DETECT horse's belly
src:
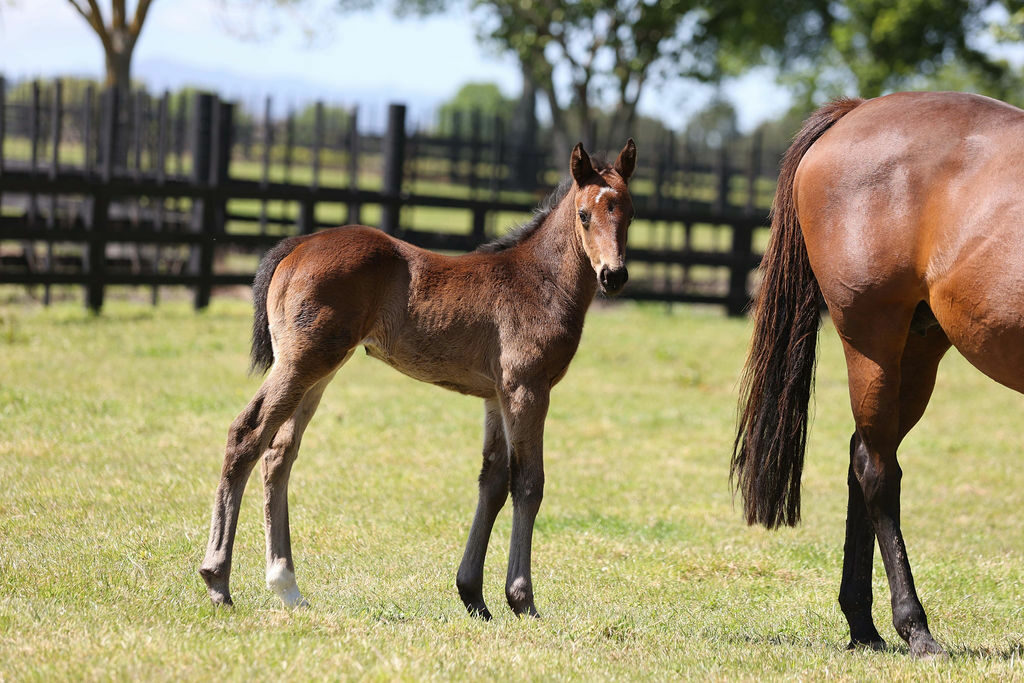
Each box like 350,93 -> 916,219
930,267 -> 1024,394
363,343 -> 495,398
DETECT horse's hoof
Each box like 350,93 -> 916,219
846,638 -> 886,652
910,636 -> 947,660
466,604 -> 493,621
510,603 -> 541,619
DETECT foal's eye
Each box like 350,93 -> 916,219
578,209 -> 591,227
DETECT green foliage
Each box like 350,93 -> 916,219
828,0 -> 1008,97
290,102 -> 352,145
436,82 -> 515,136
776,0 -> 1024,102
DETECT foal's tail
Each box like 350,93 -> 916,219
731,97 -> 864,529
250,235 -> 306,375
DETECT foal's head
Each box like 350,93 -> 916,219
570,139 -> 636,296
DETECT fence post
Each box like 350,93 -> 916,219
489,115 -> 504,199
746,130 -> 763,216
468,109 -> 481,197
44,80 -> 63,305
259,95 -> 272,234
714,142 -> 730,213
471,208 -> 486,243
83,85 -> 94,173
380,103 -> 406,234
29,81 -> 40,228
311,101 -> 323,190
85,88 -> 118,313
727,221 -> 753,316
0,75 -> 5,177
298,101 -> 323,235
448,110 -> 461,184
189,92 -> 215,310
346,106 -> 360,225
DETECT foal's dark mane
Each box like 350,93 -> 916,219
476,157 -> 612,254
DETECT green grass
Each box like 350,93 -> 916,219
3,296 -> 1023,679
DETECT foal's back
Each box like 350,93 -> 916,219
266,225 -> 583,399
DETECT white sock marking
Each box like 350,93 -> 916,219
266,559 -> 306,608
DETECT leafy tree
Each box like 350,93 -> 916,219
239,0 -> 1024,149
776,0 -> 1023,103
329,0 -> 839,150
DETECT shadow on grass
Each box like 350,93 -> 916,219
735,631 -> 1024,662
947,643 -> 1024,661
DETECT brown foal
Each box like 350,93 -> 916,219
734,91 -> 1024,658
200,140 -> 636,618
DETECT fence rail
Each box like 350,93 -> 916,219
0,79 -> 776,315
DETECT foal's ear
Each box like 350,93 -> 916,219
570,142 -> 596,184
614,138 -> 637,181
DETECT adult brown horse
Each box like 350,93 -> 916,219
733,91 -> 1024,658
200,140 -> 636,618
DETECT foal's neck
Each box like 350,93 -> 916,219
524,187 -> 597,310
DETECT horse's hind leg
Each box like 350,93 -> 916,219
456,398 -> 510,619
839,432 -> 886,650
199,361 -> 324,606
262,353 -> 351,608
838,312 -> 949,658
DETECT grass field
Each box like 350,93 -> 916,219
2,295 -> 1024,679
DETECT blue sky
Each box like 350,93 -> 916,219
0,0 -> 791,131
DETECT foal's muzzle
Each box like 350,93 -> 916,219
599,265 -> 629,296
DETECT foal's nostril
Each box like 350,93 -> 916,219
600,266 -> 629,293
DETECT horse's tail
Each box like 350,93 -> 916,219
731,97 -> 865,529
249,235 -> 306,375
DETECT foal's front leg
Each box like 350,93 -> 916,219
499,382 -> 549,617
456,398 -> 510,619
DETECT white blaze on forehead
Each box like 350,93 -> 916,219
595,187 -> 618,203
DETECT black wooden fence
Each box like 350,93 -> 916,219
0,78 -> 776,315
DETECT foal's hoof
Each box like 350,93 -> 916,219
199,567 -> 233,607
910,636 -> 947,660
206,587 -> 234,607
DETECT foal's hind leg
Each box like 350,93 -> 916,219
456,398 -> 510,619
199,361 -> 324,606
262,354 -> 351,608
838,313 -> 948,658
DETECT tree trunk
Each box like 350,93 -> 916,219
102,38 -> 135,168
104,42 -> 133,92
